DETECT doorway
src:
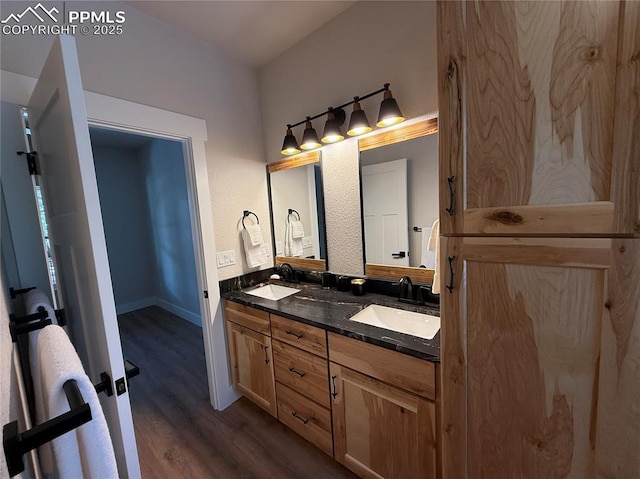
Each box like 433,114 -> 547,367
89,127 -> 202,326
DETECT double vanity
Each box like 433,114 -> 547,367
222,278 -> 441,478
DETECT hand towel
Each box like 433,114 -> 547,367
290,220 -> 305,239
244,223 -> 264,246
242,226 -> 268,268
427,218 -> 440,294
284,221 -> 304,257
420,227 -> 436,269
36,325 -> 118,478
25,288 -> 57,325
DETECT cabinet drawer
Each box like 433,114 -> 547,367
276,382 -> 333,457
273,340 -> 330,408
328,332 -> 436,400
270,314 -> 327,358
224,300 -> 270,335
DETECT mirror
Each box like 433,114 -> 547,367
268,151 -> 327,271
358,118 -> 438,282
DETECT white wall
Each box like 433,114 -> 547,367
93,144 -> 157,309
0,0 -> 271,280
93,138 -> 202,325
259,1 -> 438,274
139,138 -> 201,325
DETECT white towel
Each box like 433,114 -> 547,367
25,288 -> 57,325
25,288 -> 60,476
244,223 -> 264,246
290,220 -> 305,239
428,219 -> 440,294
420,227 -> 436,269
36,325 -> 118,479
284,221 -> 304,257
242,226 -> 268,268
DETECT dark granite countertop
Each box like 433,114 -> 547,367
222,280 -> 440,362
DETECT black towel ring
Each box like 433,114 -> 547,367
242,210 -> 259,229
288,209 -> 300,222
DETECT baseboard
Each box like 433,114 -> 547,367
116,297 -> 157,315
156,299 -> 202,326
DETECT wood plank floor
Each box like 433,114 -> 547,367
118,306 -> 356,479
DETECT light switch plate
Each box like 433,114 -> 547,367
302,236 -> 313,249
216,250 -> 236,268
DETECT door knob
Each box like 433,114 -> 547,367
391,251 -> 406,258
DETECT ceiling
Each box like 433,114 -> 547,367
125,1 -> 356,68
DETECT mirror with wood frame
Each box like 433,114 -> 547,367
267,151 -> 327,271
358,117 -> 438,283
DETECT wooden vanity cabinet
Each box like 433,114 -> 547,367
328,333 -> 438,479
224,301 -> 442,477
271,315 -> 333,456
224,300 -> 277,417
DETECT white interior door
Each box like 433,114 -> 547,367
361,158 -> 409,266
27,35 -> 140,478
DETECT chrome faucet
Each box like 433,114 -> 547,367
398,276 -> 413,301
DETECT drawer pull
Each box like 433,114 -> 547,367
331,375 -> 338,399
288,367 -> 305,378
292,411 -> 309,424
264,345 -> 270,364
285,330 -> 303,339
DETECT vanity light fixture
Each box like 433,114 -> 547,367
376,83 -> 404,127
281,124 -> 300,155
347,97 -> 372,136
280,83 -> 404,155
321,108 -> 345,144
300,117 -> 322,150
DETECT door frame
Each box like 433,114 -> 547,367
1,69 -> 237,410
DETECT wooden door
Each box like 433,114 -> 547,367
27,35 -> 140,478
361,159 -> 410,266
439,236 -> 640,478
438,0 -> 639,236
330,362 -> 436,479
226,321 -> 277,417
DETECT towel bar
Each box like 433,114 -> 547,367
9,287 -> 36,299
8,309 -> 51,343
3,380 -> 92,477
242,210 -> 260,228
287,209 -> 300,221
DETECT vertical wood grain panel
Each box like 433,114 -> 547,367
467,260 -> 603,478
332,363 -> 436,478
226,321 -> 277,417
596,239 -> 640,477
466,0 -> 535,209
439,236 -> 465,479
437,0 -> 465,235
466,1 -> 619,212
611,1 -> 640,234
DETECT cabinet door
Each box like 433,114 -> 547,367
330,362 -> 436,479
226,321 -> 277,417
438,237 -> 640,478
437,0 -> 639,236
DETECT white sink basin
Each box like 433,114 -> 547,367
349,304 -> 440,340
244,284 -> 300,301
